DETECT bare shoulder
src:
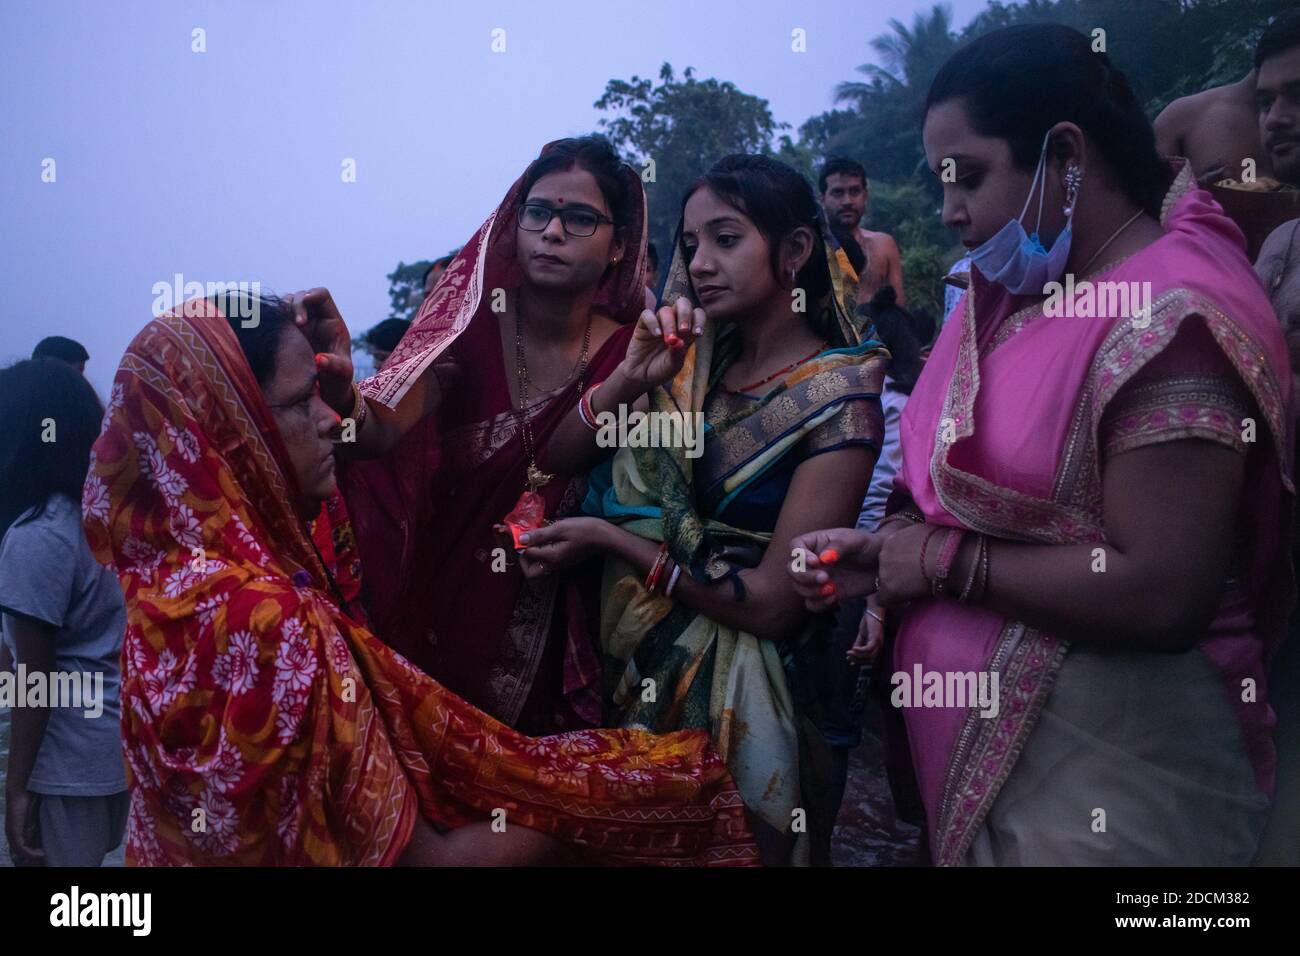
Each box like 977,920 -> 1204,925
860,230 -> 900,258
1154,94 -> 1192,144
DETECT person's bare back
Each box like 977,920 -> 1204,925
854,227 -> 905,306
1155,72 -> 1273,182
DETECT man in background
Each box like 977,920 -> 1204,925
1256,12 -> 1300,357
1247,10 -> 1300,868
1155,71 -> 1273,184
819,157 -> 905,306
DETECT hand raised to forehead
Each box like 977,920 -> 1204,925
284,288 -> 354,414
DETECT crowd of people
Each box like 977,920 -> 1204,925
3,15 -> 1300,867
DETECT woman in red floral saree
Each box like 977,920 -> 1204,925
83,296 -> 757,866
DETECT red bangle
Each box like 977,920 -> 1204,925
578,382 -> 603,431
645,543 -> 669,592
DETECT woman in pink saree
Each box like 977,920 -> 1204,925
791,25 -> 1294,865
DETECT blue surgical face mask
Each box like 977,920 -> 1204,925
968,130 -> 1074,295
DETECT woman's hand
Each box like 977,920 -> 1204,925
848,595 -> 886,664
875,522 -> 942,606
4,788 -> 44,866
518,517 -> 611,580
787,527 -> 882,611
619,297 -> 706,393
284,288 -> 354,414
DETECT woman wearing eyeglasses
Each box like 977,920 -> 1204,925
296,137 -> 695,735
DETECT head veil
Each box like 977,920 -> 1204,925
342,142 -> 650,652
363,140 -> 650,408
85,299 -> 757,866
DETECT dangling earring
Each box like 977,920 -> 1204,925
789,267 -> 797,287
1063,164 -> 1083,217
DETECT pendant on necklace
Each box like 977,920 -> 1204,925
526,462 -> 553,491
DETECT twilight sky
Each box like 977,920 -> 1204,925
0,0 -> 987,394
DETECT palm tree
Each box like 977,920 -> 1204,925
835,4 -> 959,111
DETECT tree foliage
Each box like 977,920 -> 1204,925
386,260 -> 432,322
391,0 -> 1289,324
594,63 -> 789,255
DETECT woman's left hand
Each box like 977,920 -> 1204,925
875,522 -> 940,606
619,297 -> 706,392
518,517 -> 610,580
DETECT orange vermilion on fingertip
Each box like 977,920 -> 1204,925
819,548 -> 839,564
315,354 -> 328,367
820,582 -> 835,597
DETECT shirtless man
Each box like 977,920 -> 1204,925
1248,9 -> 1300,869
1155,72 -> 1273,184
1254,12 -> 1300,356
818,157 -> 905,306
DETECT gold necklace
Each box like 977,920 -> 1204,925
514,299 -> 593,491
1077,209 -> 1144,278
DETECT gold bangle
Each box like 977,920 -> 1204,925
350,383 -> 369,429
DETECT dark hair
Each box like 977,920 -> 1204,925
1257,10 -> 1300,69
0,358 -> 105,541
32,335 -> 89,364
520,135 -> 632,229
925,24 -> 1172,218
818,157 -> 868,195
362,318 -> 410,353
645,242 -> 659,271
830,219 -> 866,275
218,293 -> 296,387
683,154 -> 833,309
858,287 -> 923,394
421,254 -> 457,285
908,306 -> 937,349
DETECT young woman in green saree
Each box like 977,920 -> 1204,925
515,155 -> 889,864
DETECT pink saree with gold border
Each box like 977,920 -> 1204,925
891,164 -> 1294,865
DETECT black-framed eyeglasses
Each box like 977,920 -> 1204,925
517,202 -> 615,238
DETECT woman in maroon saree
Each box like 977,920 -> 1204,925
300,137 -> 697,734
